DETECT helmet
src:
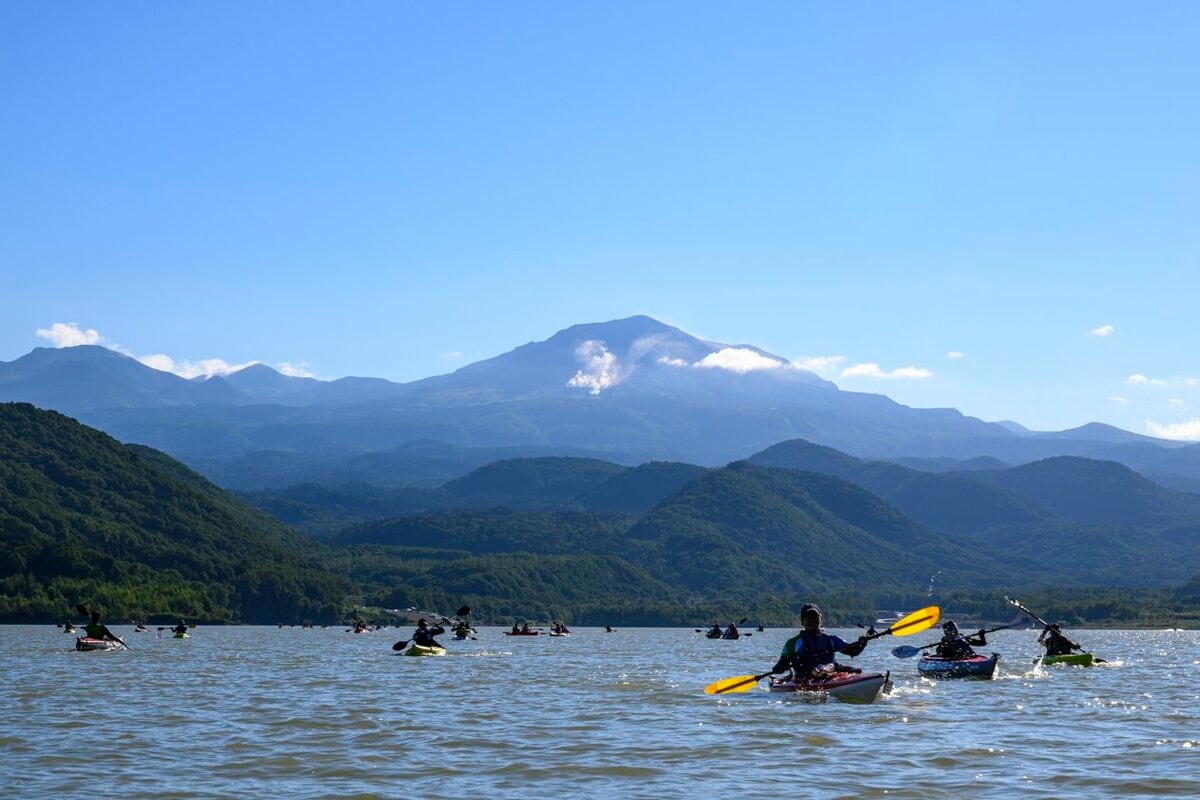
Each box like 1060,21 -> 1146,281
942,621 -> 959,633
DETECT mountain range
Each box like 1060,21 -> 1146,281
4,315 -> 1199,490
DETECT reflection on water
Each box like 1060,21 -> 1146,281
2,627 -> 1197,798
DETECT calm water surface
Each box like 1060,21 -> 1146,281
3,626 -> 1198,798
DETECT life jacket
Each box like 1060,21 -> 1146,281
1044,632 -> 1073,656
790,630 -> 840,673
85,622 -> 105,639
935,635 -> 975,660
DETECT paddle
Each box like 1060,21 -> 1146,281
890,624 -> 1016,659
392,607 -> 466,650
75,604 -> 130,650
704,605 -> 940,695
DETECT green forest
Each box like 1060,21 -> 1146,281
3,402 -> 1200,627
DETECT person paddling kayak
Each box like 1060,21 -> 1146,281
84,611 -> 122,644
171,620 -> 189,636
412,619 -> 444,648
934,621 -> 987,659
772,604 -> 869,678
1038,623 -> 1081,657
723,622 -> 740,639
706,624 -> 723,639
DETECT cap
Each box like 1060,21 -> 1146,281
800,603 -> 821,617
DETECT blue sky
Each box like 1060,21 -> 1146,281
2,3 -> 1198,436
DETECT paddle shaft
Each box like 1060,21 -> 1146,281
897,624 -> 1015,656
1009,598 -> 1088,654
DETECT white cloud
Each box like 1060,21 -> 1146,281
791,355 -> 846,378
1108,395 -> 1132,405
567,340 -> 621,395
1127,373 -> 1171,387
1147,419 -> 1200,441
1168,397 -> 1186,410
693,347 -> 784,374
1090,324 -> 1115,337
35,322 -> 102,348
277,362 -> 316,379
656,355 -> 689,368
444,351 -> 464,361
138,354 -> 177,372
840,362 -> 933,380
946,351 -> 964,360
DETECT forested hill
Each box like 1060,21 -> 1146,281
0,403 -> 347,623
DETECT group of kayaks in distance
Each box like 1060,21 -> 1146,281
67,597 -> 1113,701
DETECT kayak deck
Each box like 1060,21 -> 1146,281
403,643 -> 447,657
768,671 -> 890,704
75,637 -> 119,652
917,653 -> 1000,680
1042,653 -> 1096,667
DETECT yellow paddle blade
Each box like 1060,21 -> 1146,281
886,605 -> 939,638
704,674 -> 760,695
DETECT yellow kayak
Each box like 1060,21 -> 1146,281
403,643 -> 446,657
173,632 -> 190,639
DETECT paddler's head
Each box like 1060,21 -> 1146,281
800,604 -> 821,632
91,611 -> 100,623
942,621 -> 959,636
417,619 -> 427,628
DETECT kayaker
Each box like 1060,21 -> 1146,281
412,619 -> 444,647
934,621 -> 986,659
521,622 -> 531,634
63,621 -> 76,633
511,623 -> 521,634
605,625 -> 615,633
353,620 -> 368,633
706,624 -> 723,638
134,622 -> 148,633
84,611 -> 121,644
1038,623 -> 1080,657
454,623 -> 471,638
172,620 -> 188,636
772,604 -> 868,679
724,622 -> 740,639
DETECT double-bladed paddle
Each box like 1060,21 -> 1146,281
1007,597 -> 1105,663
704,605 -> 940,695
392,605 -> 472,650
890,623 -> 1017,659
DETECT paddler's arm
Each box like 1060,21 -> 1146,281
836,635 -> 869,658
771,638 -> 798,673
966,630 -> 987,646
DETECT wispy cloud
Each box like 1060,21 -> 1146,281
693,348 -> 784,374
1127,373 -> 1175,387
140,354 -> 261,380
277,362 -> 316,379
656,355 -> 689,367
1108,395 -> 1132,405
1090,324 -> 1115,337
1147,419 -> 1200,441
443,351 -> 464,361
792,355 -> 846,378
1168,397 -> 1186,410
35,322 -> 102,348
841,362 -> 933,380
567,340 -> 621,395
946,351 -> 964,360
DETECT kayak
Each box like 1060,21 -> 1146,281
722,633 -> 740,640
173,632 -> 190,639
353,629 -> 371,634
504,631 -> 540,636
63,628 -> 76,634
705,632 -> 722,639
918,653 -> 999,680
403,643 -> 447,657
75,637 -> 119,652
550,632 -> 571,637
453,634 -> 469,641
1042,653 -> 1096,667
769,671 -> 890,704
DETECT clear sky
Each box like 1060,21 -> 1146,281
2,3 -> 1198,436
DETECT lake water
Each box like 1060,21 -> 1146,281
3,626 -> 1198,798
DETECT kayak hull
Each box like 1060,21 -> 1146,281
1042,653 -> 1096,667
918,653 -> 999,680
173,633 -> 190,639
403,643 -> 447,657
769,671 -> 890,704
75,637 -> 118,652
549,632 -> 571,637
452,634 -> 469,641
504,632 -> 540,636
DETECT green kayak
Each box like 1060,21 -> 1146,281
1042,653 -> 1095,667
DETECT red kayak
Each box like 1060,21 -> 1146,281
768,671 -> 890,704
504,631 -> 540,636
